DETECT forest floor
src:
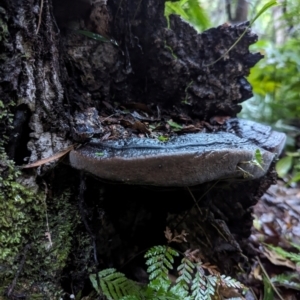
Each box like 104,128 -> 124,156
244,181 -> 300,300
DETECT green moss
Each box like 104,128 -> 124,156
0,6 -> 9,43
0,153 -> 84,298
0,100 -> 89,299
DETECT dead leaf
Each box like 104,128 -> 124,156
262,247 -> 296,269
219,285 -> 244,299
164,227 -> 173,243
121,119 -> 150,134
252,263 -> 262,280
102,100 -> 114,111
185,249 -> 201,263
210,115 -> 231,125
125,102 -> 152,114
164,227 -> 188,244
22,145 -> 74,169
178,125 -> 201,133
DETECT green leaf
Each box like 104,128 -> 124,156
250,1 -> 279,26
167,120 -> 183,130
89,274 -> 100,294
76,30 -> 119,46
276,156 -> 293,178
95,152 -> 104,156
263,274 -> 274,300
76,30 -> 110,42
158,136 -> 169,142
206,0 -> 278,67
254,149 -> 263,166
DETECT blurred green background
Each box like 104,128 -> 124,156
165,0 -> 300,182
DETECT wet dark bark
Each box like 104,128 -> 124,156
0,0 -> 277,297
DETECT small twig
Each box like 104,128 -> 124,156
78,172 -> 99,265
256,256 -> 284,300
42,181 -> 53,248
173,181 -> 219,230
186,186 -> 202,216
133,0 -> 143,20
7,244 -> 31,297
36,0 -> 44,34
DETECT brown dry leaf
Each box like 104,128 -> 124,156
202,262 -> 219,275
164,227 -> 188,243
164,227 -> 173,243
120,119 -> 150,134
262,247 -> 296,269
101,132 -> 111,141
102,100 -> 114,111
178,125 -> 201,133
178,114 -> 192,122
22,145 -> 74,169
132,120 -> 150,134
210,115 -> 231,125
261,222 -> 280,237
252,264 -> 262,281
125,102 -> 152,114
101,116 -> 119,124
219,285 -> 244,299
171,229 -> 188,243
131,111 -> 159,122
185,249 -> 201,262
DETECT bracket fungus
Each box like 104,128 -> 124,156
69,119 -> 286,186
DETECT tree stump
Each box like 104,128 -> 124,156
0,0 -> 285,298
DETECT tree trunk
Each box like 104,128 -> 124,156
226,0 -> 249,24
0,0 -> 280,298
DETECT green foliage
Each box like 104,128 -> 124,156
0,99 -> 14,143
165,0 -> 211,31
167,120 -> 183,131
244,38 -> 300,123
263,274 -> 274,300
76,30 -> 119,46
276,153 -> 300,182
205,0 -> 278,67
265,244 -> 300,267
261,243 -> 300,297
90,268 -> 142,300
276,152 -> 300,183
271,273 -> 300,291
90,245 -> 246,300
145,245 -> 179,291
241,0 -> 300,125
0,100 -> 85,298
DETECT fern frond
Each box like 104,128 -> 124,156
172,256 -> 195,296
290,242 -> 300,252
145,246 -> 179,291
90,268 -> 142,300
120,296 -> 140,300
191,272 -> 206,300
190,270 -> 219,300
205,275 -> 218,298
145,285 -> 182,300
266,244 -> 300,264
271,273 -> 300,290
221,275 -> 245,289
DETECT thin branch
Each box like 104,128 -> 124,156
36,0 -> 44,34
7,244 -> 31,297
173,180 -> 219,230
256,256 -> 284,300
78,172 -> 99,265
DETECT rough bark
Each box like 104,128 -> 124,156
0,0 -> 279,298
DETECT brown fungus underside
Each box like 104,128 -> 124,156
0,0 -> 285,295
